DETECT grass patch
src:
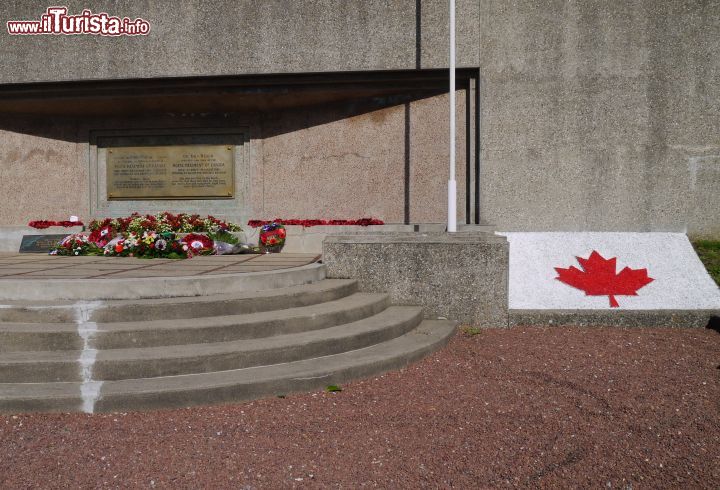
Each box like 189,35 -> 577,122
692,240 -> 720,286
460,326 -> 483,337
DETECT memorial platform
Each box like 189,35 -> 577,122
0,253 -> 320,279
0,255 -> 455,413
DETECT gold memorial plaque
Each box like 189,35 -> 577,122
106,145 -> 234,199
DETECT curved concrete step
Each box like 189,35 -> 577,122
0,320 -> 457,413
0,263 -> 325,301
0,293 -> 390,352
0,307 -> 423,382
0,279 -> 358,324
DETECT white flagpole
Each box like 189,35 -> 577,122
447,0 -> 457,232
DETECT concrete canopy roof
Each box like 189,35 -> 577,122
0,69 -> 478,117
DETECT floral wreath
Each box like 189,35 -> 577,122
259,223 -> 286,248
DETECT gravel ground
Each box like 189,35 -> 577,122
1,326 -> 718,489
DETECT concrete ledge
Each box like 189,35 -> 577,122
0,226 -> 83,252
509,309 -> 720,328
0,263 -> 326,301
323,232 -> 509,327
241,223 -> 495,253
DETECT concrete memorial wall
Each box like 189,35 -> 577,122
0,0 -> 717,238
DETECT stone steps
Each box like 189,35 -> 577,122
0,278 -> 359,324
0,306 -> 423,382
0,320 -> 455,414
0,292 -> 390,352
0,263 -> 326,301
0,265 -> 456,413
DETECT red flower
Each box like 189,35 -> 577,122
181,233 -> 213,250
28,220 -> 84,229
248,218 -> 384,228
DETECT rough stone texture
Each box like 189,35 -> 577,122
261,93 -> 467,224
323,232 -> 509,327
0,0 -> 479,83
0,1 -> 718,237
259,224 -> 487,254
509,309 -> 719,329
251,225 -> 414,254
0,91 -> 468,227
478,0 -> 720,237
0,118 -> 86,226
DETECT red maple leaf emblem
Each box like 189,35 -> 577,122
554,251 -> 654,307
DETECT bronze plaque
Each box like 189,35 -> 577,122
19,235 -> 68,253
106,145 -> 234,199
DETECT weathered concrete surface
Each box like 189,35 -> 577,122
0,265 -> 456,412
0,0 -> 479,83
509,310 -> 719,329
0,90 -> 469,227
0,226 -> 83,252
0,1 -> 718,237
323,232 -> 509,327
479,1 -> 720,237
0,119 -> 86,226
0,279 -> 358,327
260,92 -> 468,225
0,262 -> 326,301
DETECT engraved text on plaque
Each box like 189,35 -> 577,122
106,145 -> 234,199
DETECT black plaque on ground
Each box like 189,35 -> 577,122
19,235 -> 67,253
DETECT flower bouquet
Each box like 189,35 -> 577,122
50,234 -> 103,256
180,233 -> 215,258
259,222 -> 286,253
50,212 -> 247,259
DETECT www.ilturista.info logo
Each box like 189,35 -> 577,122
7,6 -> 150,36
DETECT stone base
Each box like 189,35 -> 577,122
0,226 -> 84,252
509,309 -> 719,328
323,232 -> 509,327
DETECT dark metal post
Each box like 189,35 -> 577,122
474,74 -> 481,224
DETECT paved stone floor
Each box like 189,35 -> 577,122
0,253 -> 320,279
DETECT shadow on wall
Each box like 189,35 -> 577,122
0,89 -> 449,224
0,90 -> 442,142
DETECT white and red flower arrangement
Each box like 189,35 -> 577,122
180,233 -> 215,257
49,212 -> 246,259
50,234 -> 100,256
